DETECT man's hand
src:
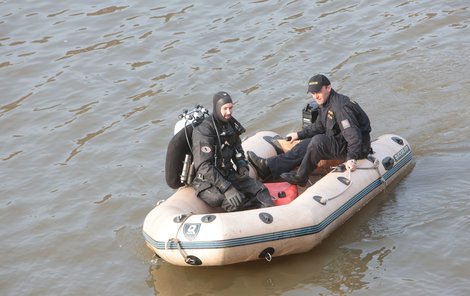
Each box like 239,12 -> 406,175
286,132 -> 299,143
345,159 -> 357,171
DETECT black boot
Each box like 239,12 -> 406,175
247,151 -> 270,180
280,172 -> 308,187
256,190 -> 275,208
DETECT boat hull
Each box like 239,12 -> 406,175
143,133 -> 413,266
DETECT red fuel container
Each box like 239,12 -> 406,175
264,182 -> 299,206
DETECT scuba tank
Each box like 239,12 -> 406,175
165,105 -> 208,189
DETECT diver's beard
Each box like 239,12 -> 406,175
213,113 -> 229,123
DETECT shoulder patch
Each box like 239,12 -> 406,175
201,146 -> 212,153
341,119 -> 351,129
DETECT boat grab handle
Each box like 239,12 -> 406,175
318,158 -> 385,205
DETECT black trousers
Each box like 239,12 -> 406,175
267,134 -> 347,178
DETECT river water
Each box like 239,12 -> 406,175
1,1 -> 470,295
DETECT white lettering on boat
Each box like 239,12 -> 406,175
394,145 -> 410,162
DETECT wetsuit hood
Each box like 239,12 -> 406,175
213,91 -> 233,123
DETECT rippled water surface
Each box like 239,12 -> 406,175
1,1 -> 470,295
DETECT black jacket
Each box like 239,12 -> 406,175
297,89 -> 371,160
192,115 -> 247,193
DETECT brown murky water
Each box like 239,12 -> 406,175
1,1 -> 470,295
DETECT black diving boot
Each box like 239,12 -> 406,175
247,151 -> 270,180
280,172 -> 308,187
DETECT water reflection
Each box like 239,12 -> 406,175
59,38 -> 130,60
0,92 -> 33,117
64,121 -> 119,163
147,238 -> 393,295
86,6 -> 128,16
318,247 -> 392,295
150,5 -> 193,23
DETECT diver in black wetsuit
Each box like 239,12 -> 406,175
191,91 -> 274,212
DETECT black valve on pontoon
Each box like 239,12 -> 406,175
382,157 -> 394,170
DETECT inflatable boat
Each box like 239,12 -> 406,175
143,129 -> 413,266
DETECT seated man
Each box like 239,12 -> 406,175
191,91 -> 274,212
248,74 -> 371,186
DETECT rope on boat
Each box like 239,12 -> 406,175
320,158 -> 384,205
166,212 -> 194,263
353,158 -> 385,185
166,238 -> 189,262
319,169 -> 352,204
365,157 -> 387,188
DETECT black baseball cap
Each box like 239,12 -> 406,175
307,74 -> 330,93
